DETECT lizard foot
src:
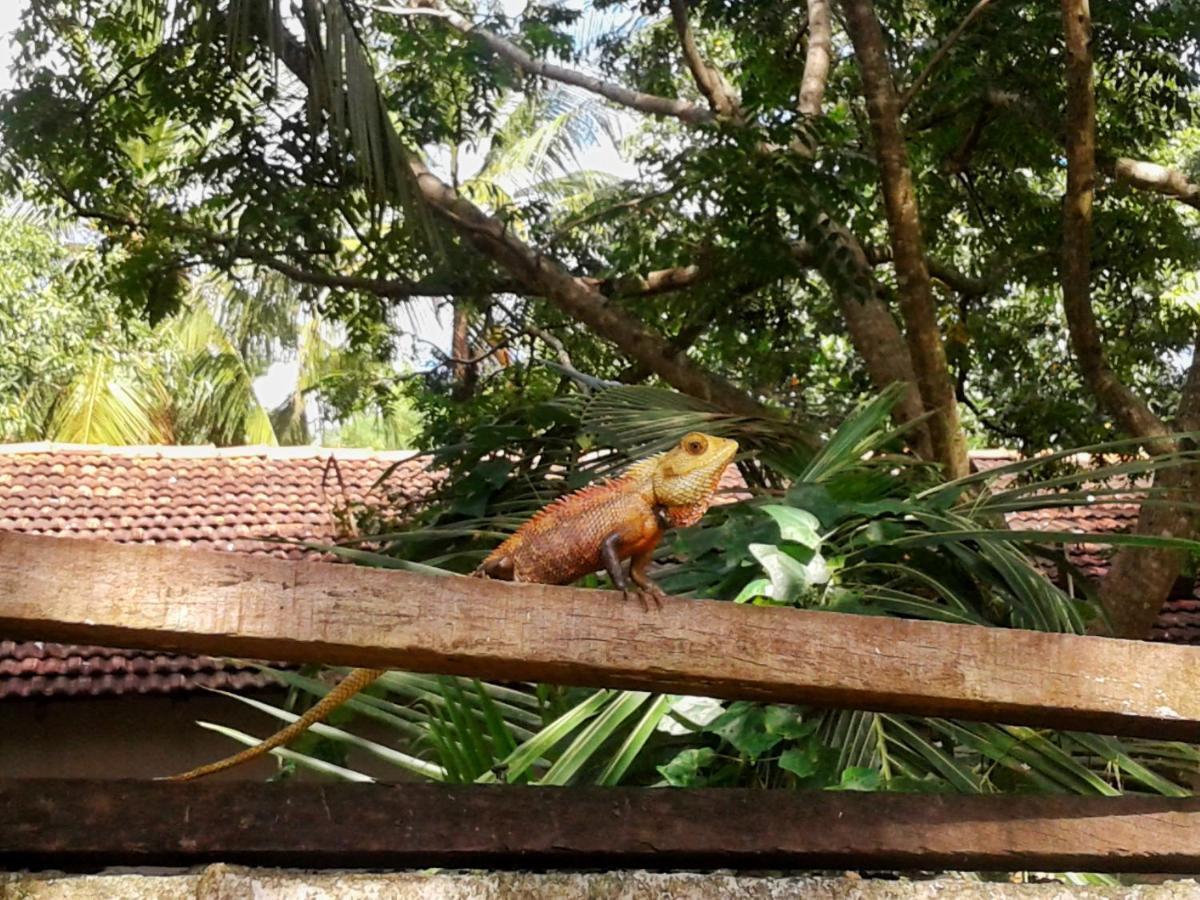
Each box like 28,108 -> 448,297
623,585 -> 665,611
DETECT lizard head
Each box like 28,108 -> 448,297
651,432 -> 739,524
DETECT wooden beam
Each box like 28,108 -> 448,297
1,532 -> 1199,740
5,779 -> 1200,872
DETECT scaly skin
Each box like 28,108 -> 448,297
163,432 -> 737,781
475,431 -> 739,604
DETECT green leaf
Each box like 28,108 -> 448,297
763,705 -> 817,740
779,742 -> 826,779
707,702 -> 784,759
597,694 -> 674,786
733,577 -> 772,603
203,689 -> 445,781
191,721 -> 375,782
834,766 -> 883,791
657,747 -> 716,787
478,689 -> 613,784
538,691 -> 649,785
760,505 -> 822,548
749,543 -> 830,601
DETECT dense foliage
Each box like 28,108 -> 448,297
0,210 -> 420,445
205,388 -> 1200,823
3,0 -> 1197,450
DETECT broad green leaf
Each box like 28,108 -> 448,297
834,767 -> 883,791
760,505 -> 822,548
733,577 -> 772,604
779,742 -> 826,779
657,747 -> 716,787
707,702 -> 784,759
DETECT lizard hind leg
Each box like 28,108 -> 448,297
476,555 -> 515,581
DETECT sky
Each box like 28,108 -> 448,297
0,4 -> 20,91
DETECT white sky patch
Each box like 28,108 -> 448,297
0,3 -> 25,91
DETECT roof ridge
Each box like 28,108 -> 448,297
0,442 -> 421,461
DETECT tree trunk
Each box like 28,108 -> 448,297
1059,0 -> 1172,454
841,0 -> 970,479
798,0 -> 833,117
450,302 -> 476,401
1095,335 -> 1200,638
1059,0 -> 1196,639
792,234 -> 934,459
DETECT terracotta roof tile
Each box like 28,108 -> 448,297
0,443 -> 437,700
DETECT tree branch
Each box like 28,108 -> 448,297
1055,0 -> 1197,639
404,157 -> 770,418
792,235 -> 934,457
842,0 -> 969,478
389,0 -> 714,125
983,89 -> 1200,214
1059,0 -> 1171,453
798,0 -> 833,116
386,0 -> 935,447
899,0 -> 999,113
1105,157 -> 1200,212
862,244 -> 992,296
668,0 -> 742,120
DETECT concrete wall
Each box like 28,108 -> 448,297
3,866 -> 1199,899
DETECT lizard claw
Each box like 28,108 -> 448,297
623,585 -> 665,611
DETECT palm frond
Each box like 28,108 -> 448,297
47,354 -> 170,444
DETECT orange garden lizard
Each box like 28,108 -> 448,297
165,431 -> 738,781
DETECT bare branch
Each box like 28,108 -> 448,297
385,0 -> 714,124
668,0 -> 742,120
798,0 -> 833,116
1059,0 -> 1171,451
842,0 -> 969,478
899,0 -> 999,113
404,157 -> 769,418
862,244 -> 992,296
1106,157 -> 1200,212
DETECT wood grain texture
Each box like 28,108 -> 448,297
1,531 -> 1199,739
5,779 -> 1200,872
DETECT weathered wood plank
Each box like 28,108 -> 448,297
1,531 -> 1198,739
4,779 -> 1200,872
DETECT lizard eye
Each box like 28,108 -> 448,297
684,436 -> 706,455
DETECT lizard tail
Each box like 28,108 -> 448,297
161,667 -> 386,782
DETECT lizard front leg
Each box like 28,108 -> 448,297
600,532 -> 655,610
629,547 -> 666,610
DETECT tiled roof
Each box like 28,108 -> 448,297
1008,503 -> 1142,580
0,640 -> 274,699
0,443 -> 437,700
0,442 -> 435,558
